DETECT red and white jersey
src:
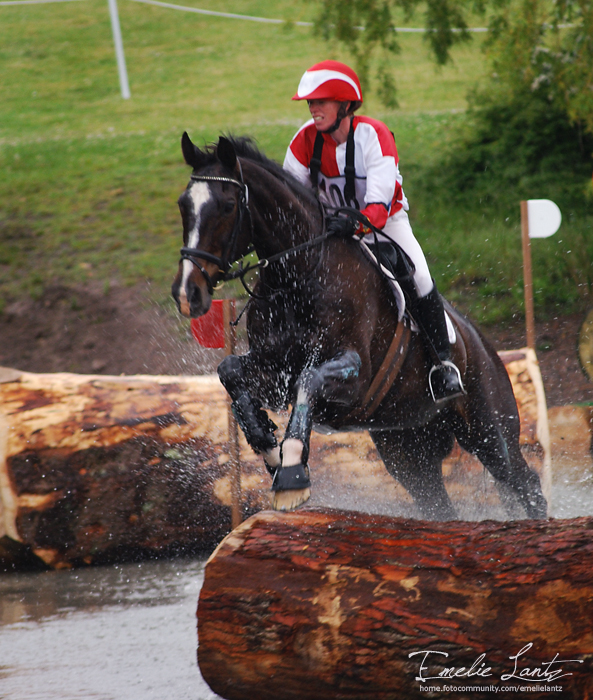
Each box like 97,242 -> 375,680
283,115 -> 408,230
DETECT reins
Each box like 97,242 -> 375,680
179,167 -> 414,303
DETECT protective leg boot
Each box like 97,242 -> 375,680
231,392 -> 278,456
414,285 -> 466,402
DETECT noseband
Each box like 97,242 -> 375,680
179,170 -> 250,295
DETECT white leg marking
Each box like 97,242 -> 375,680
282,438 -> 303,467
263,445 -> 281,470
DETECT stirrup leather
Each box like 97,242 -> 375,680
428,360 -> 466,403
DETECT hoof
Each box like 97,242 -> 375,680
272,487 -> 311,512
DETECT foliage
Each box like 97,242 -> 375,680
311,0 -> 593,137
483,0 -> 593,137
311,0 -> 473,105
424,92 -> 593,211
406,98 -> 593,321
414,0 -> 593,264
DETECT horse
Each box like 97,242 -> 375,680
171,133 -> 548,520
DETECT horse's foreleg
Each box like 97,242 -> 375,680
217,355 -> 280,473
273,350 -> 362,511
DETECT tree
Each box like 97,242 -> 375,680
312,0 -> 473,106
311,0 -> 593,137
484,0 -> 593,137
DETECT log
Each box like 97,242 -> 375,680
0,369 -> 271,569
548,405 -> 593,480
198,508 -> 593,700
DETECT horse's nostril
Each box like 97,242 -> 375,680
185,280 -> 208,316
188,282 -> 202,306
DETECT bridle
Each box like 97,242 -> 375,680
179,167 -> 384,301
179,170 -> 251,295
179,163 -> 333,300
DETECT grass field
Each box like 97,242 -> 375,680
0,0 -> 590,324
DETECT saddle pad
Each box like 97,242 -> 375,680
359,240 -> 456,345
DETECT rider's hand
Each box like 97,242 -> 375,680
326,214 -> 358,238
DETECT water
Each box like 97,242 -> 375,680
1,465 -> 591,700
0,557 -> 220,700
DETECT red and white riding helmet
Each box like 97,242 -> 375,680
292,60 -> 363,104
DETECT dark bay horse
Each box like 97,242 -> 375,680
172,133 -> 548,520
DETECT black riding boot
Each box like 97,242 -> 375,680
414,285 -> 466,402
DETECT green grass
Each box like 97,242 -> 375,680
0,0 -> 590,324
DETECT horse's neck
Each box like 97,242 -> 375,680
245,162 -> 320,264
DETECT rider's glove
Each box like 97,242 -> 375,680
326,214 -> 359,239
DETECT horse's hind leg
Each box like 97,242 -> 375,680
273,350 -> 363,511
370,425 -> 457,521
458,419 -> 547,519
217,354 -> 281,472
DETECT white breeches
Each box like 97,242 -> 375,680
363,208 -> 434,298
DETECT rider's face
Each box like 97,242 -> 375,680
307,99 -> 340,131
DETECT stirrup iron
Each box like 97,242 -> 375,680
428,360 -> 466,403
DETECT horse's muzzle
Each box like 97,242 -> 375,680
172,277 -> 211,318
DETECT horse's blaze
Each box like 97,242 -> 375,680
176,261 -> 218,318
178,295 -> 191,318
174,267 -> 192,317
177,180 -> 216,317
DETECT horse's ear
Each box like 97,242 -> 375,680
216,136 -> 237,172
181,131 -> 205,169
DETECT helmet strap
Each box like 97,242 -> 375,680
323,101 -> 351,134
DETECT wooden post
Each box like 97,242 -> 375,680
521,200 -> 536,350
223,300 -> 242,529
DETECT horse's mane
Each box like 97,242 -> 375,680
204,135 -> 319,208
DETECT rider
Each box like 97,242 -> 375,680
283,59 -> 465,403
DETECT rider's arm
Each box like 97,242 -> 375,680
356,120 -> 402,230
283,146 -> 312,187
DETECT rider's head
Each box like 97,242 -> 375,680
292,60 -> 363,133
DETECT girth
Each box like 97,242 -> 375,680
341,320 -> 411,424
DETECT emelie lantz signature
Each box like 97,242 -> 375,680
409,643 -> 584,684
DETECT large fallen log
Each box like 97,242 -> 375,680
0,369 -> 271,570
198,508 -> 593,700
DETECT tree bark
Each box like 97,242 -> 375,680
0,370 -> 270,569
198,508 -> 593,700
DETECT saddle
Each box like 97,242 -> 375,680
341,239 -> 457,423
361,238 -> 457,345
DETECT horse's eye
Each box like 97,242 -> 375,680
223,200 -> 235,215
